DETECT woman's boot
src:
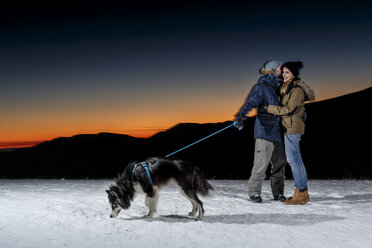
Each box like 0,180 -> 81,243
284,188 -> 309,205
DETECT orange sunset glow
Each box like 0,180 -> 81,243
2,1 -> 372,150
1,85 -> 368,150
0,92 -> 242,149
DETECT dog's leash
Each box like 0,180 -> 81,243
164,122 -> 235,158
132,122 -> 236,185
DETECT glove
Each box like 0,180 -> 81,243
233,113 -> 245,130
258,104 -> 268,113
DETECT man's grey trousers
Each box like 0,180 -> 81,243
248,138 -> 287,197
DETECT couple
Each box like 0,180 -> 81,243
234,60 -> 315,205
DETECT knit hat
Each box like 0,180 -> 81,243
281,61 -> 303,78
263,60 -> 282,71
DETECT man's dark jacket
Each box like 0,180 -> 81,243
239,74 -> 282,142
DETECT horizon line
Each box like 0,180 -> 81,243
0,121 -> 235,150
1,86 -> 370,150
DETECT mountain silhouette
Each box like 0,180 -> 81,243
301,86 -> 372,178
1,87 -> 371,179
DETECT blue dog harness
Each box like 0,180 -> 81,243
129,123 -> 236,185
131,161 -> 153,185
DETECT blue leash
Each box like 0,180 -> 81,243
131,122 -> 236,185
165,123 -> 235,158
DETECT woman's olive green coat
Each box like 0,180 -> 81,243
267,80 -> 315,135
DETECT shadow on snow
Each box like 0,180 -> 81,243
119,213 -> 345,225
115,193 -> 372,224
309,193 -> 372,205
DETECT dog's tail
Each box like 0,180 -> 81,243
193,167 -> 213,196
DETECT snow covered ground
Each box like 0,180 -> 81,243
1,179 -> 372,248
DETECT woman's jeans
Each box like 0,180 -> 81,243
284,134 -> 308,190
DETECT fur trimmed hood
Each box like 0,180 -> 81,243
296,81 -> 315,101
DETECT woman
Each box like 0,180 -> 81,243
259,61 -> 315,205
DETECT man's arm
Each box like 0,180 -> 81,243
238,84 -> 263,116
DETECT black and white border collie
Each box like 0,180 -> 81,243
106,157 -> 213,221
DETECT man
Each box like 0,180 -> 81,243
234,60 -> 287,203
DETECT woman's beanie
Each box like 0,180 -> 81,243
281,61 -> 303,78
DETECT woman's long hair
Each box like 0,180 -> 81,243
280,80 -> 291,96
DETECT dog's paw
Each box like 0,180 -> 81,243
188,211 -> 196,217
143,214 -> 153,218
195,216 -> 203,221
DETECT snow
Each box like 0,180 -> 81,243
1,179 -> 372,248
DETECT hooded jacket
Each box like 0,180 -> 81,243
239,74 -> 282,142
267,79 -> 315,135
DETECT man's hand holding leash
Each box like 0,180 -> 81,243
234,109 -> 257,130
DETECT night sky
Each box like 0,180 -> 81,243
1,1 -> 372,148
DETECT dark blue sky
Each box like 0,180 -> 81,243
1,1 -> 372,147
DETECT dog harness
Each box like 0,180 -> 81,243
129,123 -> 235,185
131,161 -> 153,185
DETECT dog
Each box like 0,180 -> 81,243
106,156 -> 213,221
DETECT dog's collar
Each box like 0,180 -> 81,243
131,161 -> 153,185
